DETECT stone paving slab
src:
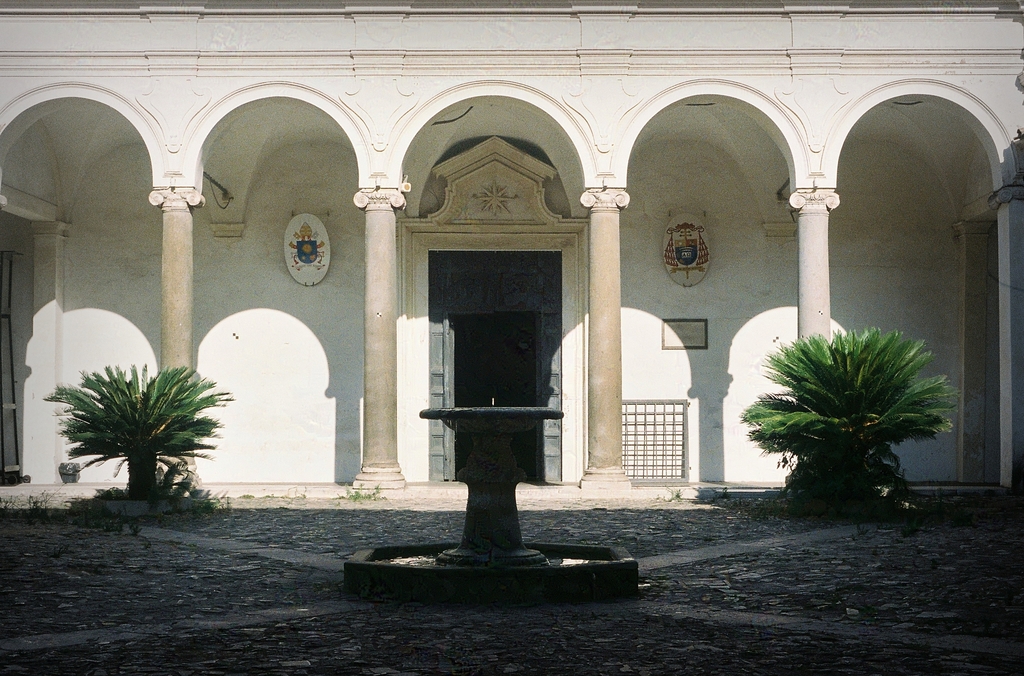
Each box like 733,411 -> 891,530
0,493 -> 1022,675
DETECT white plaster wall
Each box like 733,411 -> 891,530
196,309 -> 335,483
2,126 -> 56,205
193,137 -> 364,483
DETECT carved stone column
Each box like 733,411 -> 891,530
23,222 -> 67,483
580,188 -> 631,491
353,188 -> 406,489
953,221 -> 994,484
149,188 -> 203,370
789,189 -> 840,339
989,130 -> 1024,492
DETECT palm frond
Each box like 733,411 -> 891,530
742,328 -> 957,506
47,366 -> 232,500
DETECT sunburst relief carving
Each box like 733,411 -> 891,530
473,180 -> 517,214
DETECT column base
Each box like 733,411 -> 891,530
580,468 -> 632,493
353,465 -> 406,490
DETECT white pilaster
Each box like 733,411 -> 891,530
953,220 -> 994,483
990,137 -> 1024,492
353,188 -> 406,489
580,188 -> 631,492
22,221 -> 67,484
789,190 -> 840,339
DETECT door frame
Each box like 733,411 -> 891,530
397,224 -> 587,484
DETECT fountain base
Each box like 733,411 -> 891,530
344,542 -> 638,604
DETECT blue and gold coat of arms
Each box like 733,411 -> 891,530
284,214 -> 331,286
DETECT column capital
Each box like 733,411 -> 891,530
353,188 -> 406,211
989,183 -> 1024,209
789,189 -> 840,212
581,188 -> 629,212
149,188 -> 205,212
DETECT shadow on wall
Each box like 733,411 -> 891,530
722,307 -> 844,483
196,309 -> 340,484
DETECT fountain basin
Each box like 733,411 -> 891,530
344,542 -> 638,604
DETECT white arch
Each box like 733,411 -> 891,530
824,80 -> 1008,190
0,83 -> 164,188
182,82 -> 372,191
388,81 -> 595,187
616,80 -> 807,187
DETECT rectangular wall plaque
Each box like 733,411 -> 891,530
662,318 -> 708,350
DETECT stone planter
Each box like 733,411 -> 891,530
58,462 -> 80,484
102,497 -> 192,516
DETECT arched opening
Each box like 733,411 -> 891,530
397,97 -> 588,484
834,94 -> 1000,484
195,96 -> 362,482
0,97 -> 157,484
624,95 -> 795,483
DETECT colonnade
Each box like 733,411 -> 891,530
1,165 -> 1020,491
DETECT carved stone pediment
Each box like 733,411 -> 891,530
428,136 -> 564,226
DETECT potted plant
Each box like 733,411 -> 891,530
58,461 -> 81,483
46,365 -> 232,513
741,328 -> 956,515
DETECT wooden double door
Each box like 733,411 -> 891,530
428,250 -> 562,482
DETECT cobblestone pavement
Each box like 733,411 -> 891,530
0,492 -> 1022,675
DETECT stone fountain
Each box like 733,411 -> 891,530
343,407 -> 638,603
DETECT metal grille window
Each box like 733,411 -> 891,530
622,400 -> 688,480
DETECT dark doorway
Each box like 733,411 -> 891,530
428,251 -> 562,482
452,311 -> 538,477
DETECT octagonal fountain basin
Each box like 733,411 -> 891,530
344,542 -> 638,604
343,407 -> 639,604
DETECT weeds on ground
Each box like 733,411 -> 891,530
341,486 -> 385,502
659,488 -> 686,503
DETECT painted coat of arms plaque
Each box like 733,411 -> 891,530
285,214 -> 330,286
663,214 -> 710,287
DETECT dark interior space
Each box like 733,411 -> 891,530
452,311 -> 539,479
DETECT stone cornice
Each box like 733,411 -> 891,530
789,189 -> 839,213
149,188 -> 205,212
581,188 -> 629,212
0,2 -> 1019,17
354,188 -> 406,212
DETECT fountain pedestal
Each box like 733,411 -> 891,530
420,408 -> 560,567
343,406 -> 638,603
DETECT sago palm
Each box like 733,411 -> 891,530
46,366 -> 232,500
741,328 -> 956,506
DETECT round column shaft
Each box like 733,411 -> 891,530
580,189 -> 631,491
353,189 -> 406,489
790,190 -> 839,339
149,188 -> 203,370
